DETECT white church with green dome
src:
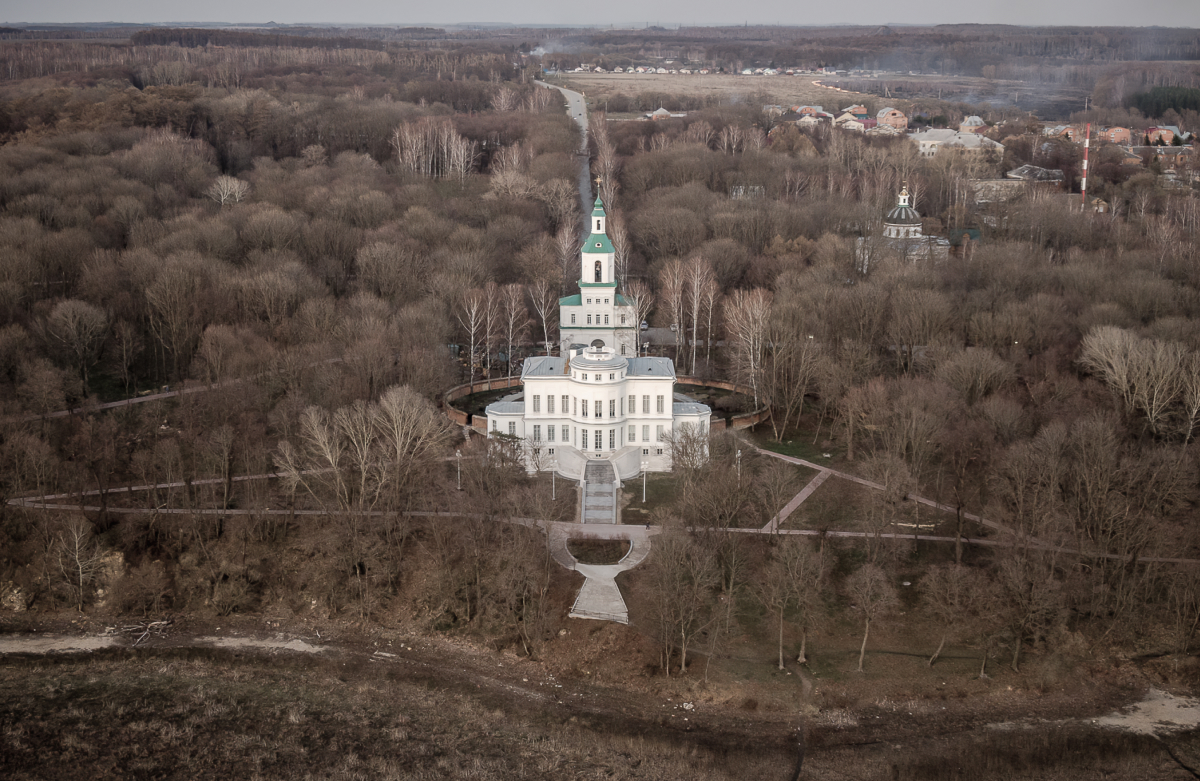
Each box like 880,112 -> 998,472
484,196 -> 710,482
557,197 -> 638,357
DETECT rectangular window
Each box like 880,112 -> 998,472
609,429 -> 615,449
642,395 -> 650,414
657,424 -> 665,441
548,425 -> 555,442
587,314 -> 592,325
656,395 -> 665,414
628,425 -> 635,442
548,448 -> 555,455
533,425 -> 541,441
547,396 -> 555,414
492,419 -> 497,431
582,373 -> 588,381
642,425 -> 650,442
509,422 -> 516,436
620,396 -> 624,416
582,399 -> 588,417
604,298 -> 609,304
620,345 -> 626,355
629,395 -> 635,413
532,395 -> 540,413
564,425 -> 569,443
657,448 -> 664,455
609,373 -> 614,380
594,400 -> 602,418
643,448 -> 649,456
609,399 -> 615,417
562,395 -> 569,415
573,397 -> 577,415
620,314 -> 626,324
604,314 -> 609,324
586,298 -> 592,304
594,430 -> 601,450
582,429 -> 588,449
571,314 -> 576,324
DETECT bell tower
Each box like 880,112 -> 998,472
580,195 -> 615,286
558,193 -> 637,357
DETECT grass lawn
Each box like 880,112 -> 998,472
749,427 -> 839,464
620,472 -> 678,523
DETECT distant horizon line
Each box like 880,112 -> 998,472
2,20 -> 1195,31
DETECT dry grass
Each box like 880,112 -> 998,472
558,72 -> 879,111
0,650 -> 788,781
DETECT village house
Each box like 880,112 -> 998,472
841,104 -> 870,119
910,128 -> 1003,157
1101,127 -> 1132,145
1147,126 -> 1183,144
876,107 -> 908,130
959,115 -> 987,133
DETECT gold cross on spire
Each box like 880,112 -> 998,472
594,176 -> 603,187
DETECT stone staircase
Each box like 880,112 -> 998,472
581,460 -> 618,524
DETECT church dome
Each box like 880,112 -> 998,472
884,185 -> 921,225
885,204 -> 922,225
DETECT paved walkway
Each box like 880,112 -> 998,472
761,469 -> 831,533
547,521 -> 655,624
582,460 -> 618,523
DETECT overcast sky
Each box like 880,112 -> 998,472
3,0 -> 1199,28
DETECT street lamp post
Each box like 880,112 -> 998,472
736,449 -> 742,487
456,449 -> 462,491
551,461 -> 557,501
642,461 -> 648,503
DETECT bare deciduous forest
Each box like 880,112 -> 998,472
3,21 -> 1200,781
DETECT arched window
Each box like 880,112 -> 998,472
594,260 -> 602,282
596,219 -> 601,231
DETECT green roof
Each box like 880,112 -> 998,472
582,233 -> 614,254
558,294 -> 582,306
591,196 -> 606,217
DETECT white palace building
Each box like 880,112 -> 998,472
485,197 -> 711,480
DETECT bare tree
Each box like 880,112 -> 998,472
482,281 -> 500,380
55,516 -> 106,612
205,175 -> 251,206
647,529 -> 719,676
623,279 -> 655,346
500,283 -> 530,376
555,224 -> 580,294
700,278 -> 720,372
725,288 -> 772,409
921,564 -> 986,666
846,563 -> 900,672
755,536 -> 826,668
527,279 -> 559,355
684,256 -> 714,375
44,299 -> 107,387
610,214 -> 632,291
455,288 -> 486,388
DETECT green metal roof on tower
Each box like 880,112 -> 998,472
582,233 -> 615,254
591,196 -> 606,217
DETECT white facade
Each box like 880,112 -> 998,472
487,197 -> 710,479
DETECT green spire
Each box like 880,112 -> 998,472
591,195 -> 605,217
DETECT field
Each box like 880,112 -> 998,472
4,619 -> 1200,781
558,72 -> 881,114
